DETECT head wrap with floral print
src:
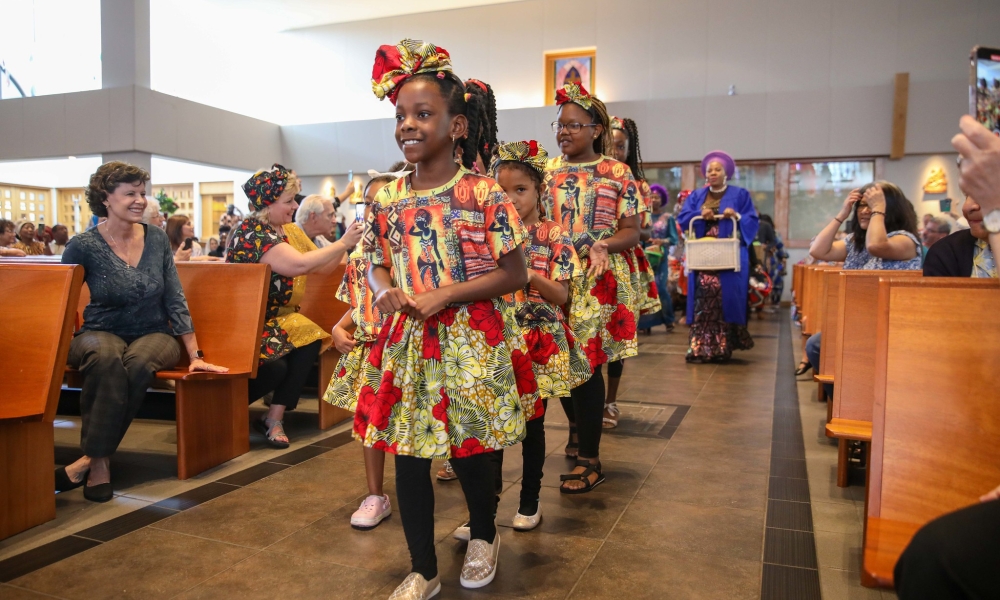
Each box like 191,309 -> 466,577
489,140 -> 549,178
555,82 -> 593,110
243,164 -> 291,212
610,116 -> 625,131
371,39 -> 453,105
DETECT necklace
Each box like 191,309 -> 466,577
104,222 -> 132,266
709,184 -> 728,195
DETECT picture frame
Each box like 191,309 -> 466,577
544,48 -> 596,106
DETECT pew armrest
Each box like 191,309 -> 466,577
814,374 -> 834,384
825,418 -> 872,441
862,517 -> 919,588
155,369 -> 251,382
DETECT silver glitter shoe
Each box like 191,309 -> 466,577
511,505 -> 542,531
388,573 -> 440,600
459,532 -> 500,589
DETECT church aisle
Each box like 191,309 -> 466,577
0,313 -> 851,600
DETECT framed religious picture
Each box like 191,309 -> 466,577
544,49 -> 596,105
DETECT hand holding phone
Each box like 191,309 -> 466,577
971,46 -> 1000,134
183,237 -> 194,251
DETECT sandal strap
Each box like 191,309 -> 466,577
262,418 -> 286,440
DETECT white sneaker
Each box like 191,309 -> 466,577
388,572 -> 440,600
512,505 -> 542,531
452,521 -> 471,541
459,532 -> 500,588
351,494 -> 391,529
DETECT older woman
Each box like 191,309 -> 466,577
58,161 -> 227,502
0,219 -> 27,257
13,221 -> 50,256
677,151 -> 759,362
227,164 -> 362,447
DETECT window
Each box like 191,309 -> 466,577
645,166 -> 684,212
788,161 -> 875,241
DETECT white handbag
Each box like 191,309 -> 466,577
685,215 -> 741,272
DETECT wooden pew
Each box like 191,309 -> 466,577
814,268 -> 842,404
825,270 -> 921,487
862,277 -> 1000,588
801,264 -> 839,336
793,263 -> 804,315
296,263 -> 353,430
1,264 -> 83,540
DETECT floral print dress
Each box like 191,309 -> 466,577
359,169 -> 538,459
626,179 -> 661,316
514,220 -> 591,401
542,156 -> 642,369
323,245 -> 387,412
843,232 -> 922,271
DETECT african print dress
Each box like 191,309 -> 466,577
514,219 -> 591,401
358,168 -> 538,459
226,220 -> 331,363
542,156 -> 641,369
322,245 -> 386,412
628,179 -> 661,316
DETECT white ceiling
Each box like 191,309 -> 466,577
162,0 -> 525,31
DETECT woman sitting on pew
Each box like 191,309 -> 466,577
57,161 -> 229,502
0,218 -> 27,257
801,182 -> 921,387
923,194 -> 998,278
227,164 -> 362,447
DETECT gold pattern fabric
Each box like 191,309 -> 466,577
490,140 -> 549,178
278,224 -> 332,352
554,82 -> 593,110
372,39 -> 453,104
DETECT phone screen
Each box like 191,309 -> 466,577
183,237 -> 193,250
971,46 -> 1000,134
355,203 -> 366,223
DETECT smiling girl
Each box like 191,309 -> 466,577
543,83 -> 642,494
366,40 -> 534,598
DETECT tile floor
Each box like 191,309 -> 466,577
0,312 -> 896,599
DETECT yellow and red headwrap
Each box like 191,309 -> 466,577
372,39 -> 453,105
555,82 -> 593,110
243,164 -> 291,212
610,116 -> 625,131
489,140 -> 549,178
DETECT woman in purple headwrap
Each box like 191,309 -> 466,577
676,151 -> 759,362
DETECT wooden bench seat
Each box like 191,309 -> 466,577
862,277 -> 1000,588
1,264 -> 83,540
825,418 -> 872,441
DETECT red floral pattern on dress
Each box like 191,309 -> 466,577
368,371 -> 402,430
511,349 -> 538,398
525,328 -> 559,365
584,336 -> 608,369
432,390 -> 450,424
468,302 -> 505,347
591,271 -> 618,305
455,437 -> 486,457
423,322 -> 442,360
608,303 -> 637,342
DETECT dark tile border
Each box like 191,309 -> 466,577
760,313 -> 822,600
0,432 -> 353,583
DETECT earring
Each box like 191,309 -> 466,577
451,134 -> 457,142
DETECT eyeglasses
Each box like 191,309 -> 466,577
551,121 -> 598,134
856,202 -> 872,213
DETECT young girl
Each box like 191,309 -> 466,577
602,115 -> 660,429
491,140 -> 588,528
543,83 -> 643,494
367,39 -> 535,598
323,162 -> 409,530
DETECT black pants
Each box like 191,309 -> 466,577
492,399 -> 547,512
560,365 -> 605,458
247,341 -> 321,410
607,359 -> 624,378
68,331 -> 181,458
395,453 -> 498,580
894,500 -> 1000,599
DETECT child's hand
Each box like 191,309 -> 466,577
588,241 -> 610,277
409,288 -> 450,321
375,288 -> 415,314
331,324 -> 356,354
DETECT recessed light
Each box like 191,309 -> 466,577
68,156 -> 77,160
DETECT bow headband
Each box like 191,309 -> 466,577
489,140 -> 549,178
243,163 -> 292,212
610,116 -> 625,131
555,82 -> 593,110
372,39 -> 453,105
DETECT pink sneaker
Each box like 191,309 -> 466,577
351,494 -> 391,529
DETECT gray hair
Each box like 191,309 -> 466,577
141,199 -> 162,224
929,217 -> 951,234
294,194 -> 329,228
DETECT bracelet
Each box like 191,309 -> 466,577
833,217 -> 844,224
871,210 -> 886,217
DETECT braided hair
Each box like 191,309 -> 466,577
405,72 -> 490,171
619,117 -> 645,181
585,96 -> 614,157
465,79 -> 498,168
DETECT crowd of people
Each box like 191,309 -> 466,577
1,35 -> 993,600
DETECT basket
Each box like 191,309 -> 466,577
685,215 -> 741,272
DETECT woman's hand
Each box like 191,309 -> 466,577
953,115 -> 1000,213
340,221 -> 364,249
588,241 -> 611,277
174,247 -> 192,262
0,247 -> 26,257
701,206 -> 714,220
374,287 -> 415,314
409,288 -> 451,320
980,483 -> 1000,503
864,185 -> 886,214
331,324 -> 356,354
191,255 -> 223,262
722,207 -> 736,219
188,359 -> 229,374
838,189 -> 862,221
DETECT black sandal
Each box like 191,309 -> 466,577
253,417 -> 290,449
560,459 -> 605,495
795,361 -> 812,376
564,425 -> 579,458
55,466 -> 87,493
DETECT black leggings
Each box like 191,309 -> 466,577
560,365 -> 605,458
895,499 -> 1000,599
607,359 -> 624,378
247,340 -> 321,410
395,453 -> 498,580
491,399 -> 547,513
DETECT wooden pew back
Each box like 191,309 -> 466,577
793,263 -> 804,310
802,265 -> 839,336
818,269 -> 842,379
864,277 -> 1000,586
297,263 -> 349,335
0,264 -> 83,422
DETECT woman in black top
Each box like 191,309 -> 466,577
59,161 -> 227,502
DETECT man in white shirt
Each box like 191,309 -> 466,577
295,194 -> 337,248
49,224 -> 70,255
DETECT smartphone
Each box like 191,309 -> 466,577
970,46 -> 1000,134
183,237 -> 194,250
354,203 -> 366,223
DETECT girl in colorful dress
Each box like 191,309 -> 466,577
367,40 -> 535,599
602,115 -> 659,429
543,83 -> 642,494
323,163 -> 409,530
227,164 -> 362,447
491,140 -> 588,528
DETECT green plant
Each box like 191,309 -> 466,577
156,189 -> 179,216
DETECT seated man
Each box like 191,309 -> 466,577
294,194 -> 337,248
923,196 -> 995,278
920,216 -> 950,255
